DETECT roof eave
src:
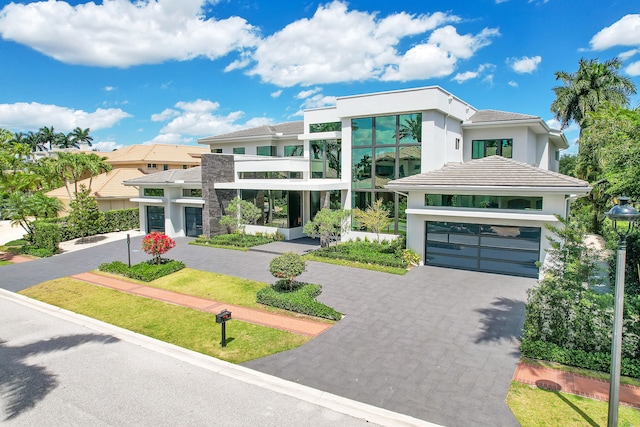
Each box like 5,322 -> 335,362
385,184 -> 592,195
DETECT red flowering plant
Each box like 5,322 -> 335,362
142,232 -> 176,264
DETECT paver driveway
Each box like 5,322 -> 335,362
245,261 -> 535,427
1,236 -> 535,426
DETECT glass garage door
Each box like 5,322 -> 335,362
425,221 -> 541,278
185,207 -> 203,237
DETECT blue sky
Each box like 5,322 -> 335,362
0,0 -> 639,153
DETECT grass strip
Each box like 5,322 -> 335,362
20,278 -> 310,364
304,253 -> 408,275
521,357 -> 640,388
507,381 -> 640,426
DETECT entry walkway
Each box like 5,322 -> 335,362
514,362 -> 640,408
70,272 -> 332,337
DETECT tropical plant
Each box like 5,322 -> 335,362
141,232 -> 176,264
219,196 -> 262,234
24,130 -> 47,152
353,199 -> 392,241
551,58 -> 636,141
55,152 -> 112,200
2,191 -> 62,238
68,185 -> 104,242
67,127 -> 93,148
397,115 -> 422,142
303,208 -> 351,247
38,126 -> 66,151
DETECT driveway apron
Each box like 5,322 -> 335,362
1,236 -> 534,426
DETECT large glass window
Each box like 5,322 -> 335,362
257,146 -> 277,156
182,188 -> 202,197
143,188 -> 164,197
352,148 -> 372,189
233,147 -> 245,154
472,139 -> 513,159
310,190 -> 342,220
310,122 -> 341,132
284,145 -> 303,156
425,194 -> 542,210
310,139 -> 341,179
240,190 -> 302,229
351,118 -> 373,146
375,115 -> 397,145
146,206 -> 165,233
184,207 -> 202,237
210,148 -> 223,154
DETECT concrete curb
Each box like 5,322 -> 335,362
1,289 -> 441,427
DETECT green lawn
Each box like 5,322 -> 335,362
20,278 -> 310,364
522,357 -> 640,388
507,381 -> 640,426
0,259 -> 11,266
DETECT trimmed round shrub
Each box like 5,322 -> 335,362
269,252 -> 306,289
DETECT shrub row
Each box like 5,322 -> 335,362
31,221 -> 61,256
98,260 -> 185,282
256,281 -> 342,320
196,233 -> 275,248
312,240 -> 408,268
521,339 -> 640,379
34,208 -> 139,242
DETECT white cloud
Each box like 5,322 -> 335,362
452,63 -> 494,84
508,81 -> 518,87
147,99 -> 273,143
546,118 -> 579,132
92,140 -> 125,152
619,49 -> 639,60
270,90 -> 283,98
0,0 -> 258,67
0,102 -> 131,132
104,86 -> 116,92
244,1 -> 472,86
626,60 -> 640,77
590,14 -> 640,51
296,88 -> 322,99
290,93 -> 338,117
507,55 -> 541,73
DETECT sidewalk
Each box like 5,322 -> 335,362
70,271 -> 332,337
513,362 -> 640,408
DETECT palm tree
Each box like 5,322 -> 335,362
67,127 -> 93,148
24,131 -> 47,152
38,126 -> 66,150
551,58 -> 637,139
55,152 -> 112,200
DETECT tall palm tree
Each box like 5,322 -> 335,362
24,131 -> 47,152
38,126 -> 66,150
55,152 -> 112,200
67,127 -> 93,148
551,58 -> 637,139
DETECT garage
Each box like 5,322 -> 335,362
425,221 -> 541,278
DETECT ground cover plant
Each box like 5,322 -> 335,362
20,278 -> 310,364
99,260 -> 185,282
191,232 -> 278,250
0,260 -> 10,266
507,381 -> 640,426
257,252 -> 341,320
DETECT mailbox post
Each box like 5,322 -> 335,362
215,309 -> 232,347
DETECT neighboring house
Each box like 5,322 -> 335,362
125,86 -> 590,278
47,144 -> 210,213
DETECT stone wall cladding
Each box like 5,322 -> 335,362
202,154 -> 236,237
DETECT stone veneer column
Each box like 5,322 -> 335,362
201,153 -> 236,238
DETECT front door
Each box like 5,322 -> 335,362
146,206 -> 165,233
185,207 -> 202,237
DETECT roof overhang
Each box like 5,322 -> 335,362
386,184 -> 592,196
123,180 -> 201,187
130,197 -> 164,204
214,180 -> 348,191
405,207 -> 559,222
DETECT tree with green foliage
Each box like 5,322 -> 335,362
303,208 -> 350,247
219,196 -> 262,234
269,252 -> 307,290
66,127 -> 93,148
558,154 -> 578,177
551,58 -> 636,143
68,185 -> 104,242
353,198 -> 392,241
2,191 -> 62,238
55,152 -> 112,201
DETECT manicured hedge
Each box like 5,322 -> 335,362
194,233 -> 275,248
257,281 -> 342,320
521,339 -> 640,379
30,221 -> 61,256
311,240 -> 407,268
33,208 -> 139,242
98,260 -> 185,282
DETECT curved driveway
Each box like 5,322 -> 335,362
1,236 -> 535,426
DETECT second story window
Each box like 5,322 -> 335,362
211,148 -> 223,154
472,139 -> 513,159
147,163 -> 157,169
284,145 -> 303,156
257,146 -> 277,156
143,188 -> 164,197
233,147 -> 245,154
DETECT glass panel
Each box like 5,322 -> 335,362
310,191 -> 320,221
310,122 -> 341,132
398,113 -> 422,144
374,146 -> 396,189
182,188 -> 202,197
289,172 -> 302,179
284,145 -> 303,156
288,191 -> 301,228
146,206 -> 165,233
398,194 -> 407,235
144,188 -> 164,197
257,146 -> 276,156
427,242 -> 479,257
352,118 -> 373,146
479,260 -> 539,278
351,191 -> 372,230
424,194 -> 542,210
330,190 -> 342,209
184,207 -> 202,237
398,146 -> 421,177
326,139 -> 341,178
310,140 -> 324,178
449,234 -> 479,245
485,140 -> 498,156
480,247 -> 539,263
210,148 -> 222,154
472,141 -> 482,159
502,139 -> 513,158
427,253 -> 478,269
352,148 -> 372,189
233,147 -> 245,154
376,192 -> 395,234
375,115 -> 397,145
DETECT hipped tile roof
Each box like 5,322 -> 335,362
201,121 -> 304,141
123,166 -> 202,185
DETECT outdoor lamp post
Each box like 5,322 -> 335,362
605,196 -> 640,427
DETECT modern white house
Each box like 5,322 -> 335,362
124,86 -> 590,278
